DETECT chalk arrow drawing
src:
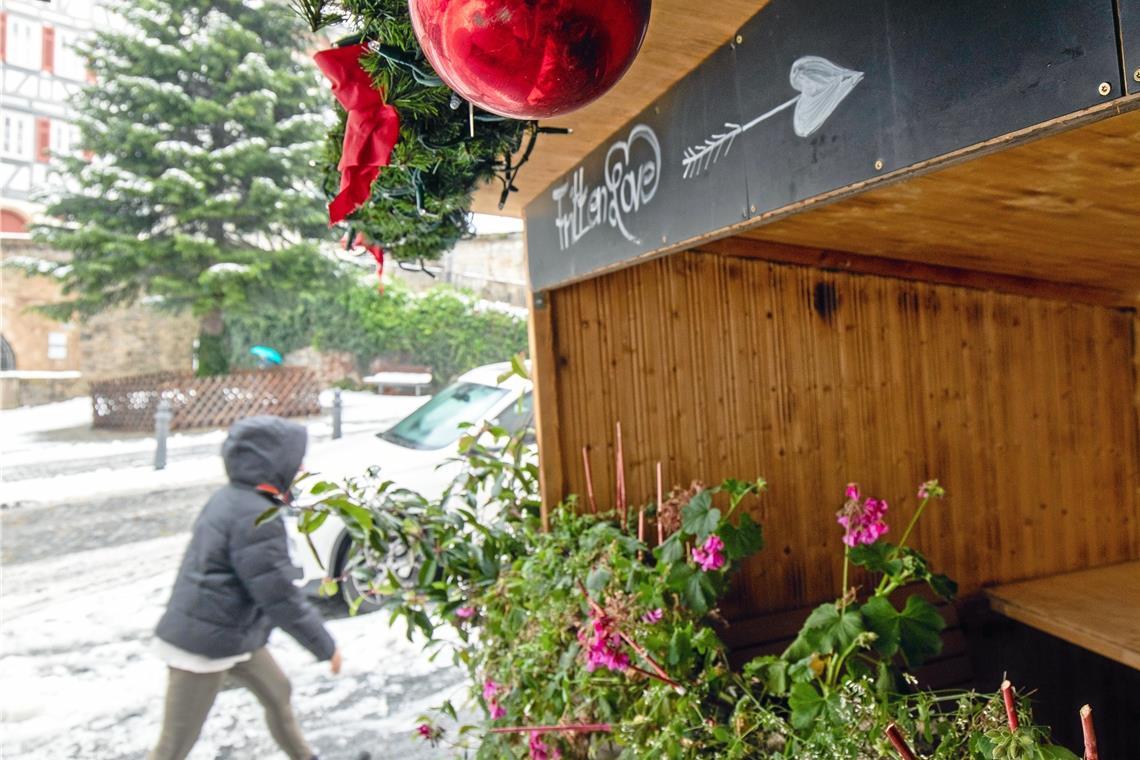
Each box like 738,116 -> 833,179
682,56 -> 864,179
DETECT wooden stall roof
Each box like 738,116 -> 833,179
737,107 -> 1140,306
471,0 -> 768,215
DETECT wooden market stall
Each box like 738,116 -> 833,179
477,0 -> 1140,751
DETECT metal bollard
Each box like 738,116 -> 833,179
332,389 -> 342,440
154,399 -> 172,470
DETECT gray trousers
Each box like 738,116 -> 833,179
149,647 -> 314,760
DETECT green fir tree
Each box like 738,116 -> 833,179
36,0 -> 340,375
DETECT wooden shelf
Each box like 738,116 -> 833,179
985,561 -> 1140,671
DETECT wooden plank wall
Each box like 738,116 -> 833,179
536,244 -> 1139,619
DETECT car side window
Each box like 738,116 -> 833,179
492,392 -> 534,440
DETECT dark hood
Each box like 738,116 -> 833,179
222,416 -> 308,494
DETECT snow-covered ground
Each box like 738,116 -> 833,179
1,392 -> 472,759
1,534 -> 467,759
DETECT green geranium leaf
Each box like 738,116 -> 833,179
743,655 -> 788,695
720,513 -> 764,560
847,541 -> 903,576
929,571 -> 959,600
667,627 -> 693,665
681,490 -> 720,538
683,572 -> 710,615
254,506 -> 280,526
788,682 -> 837,730
786,602 -> 864,659
655,534 -> 685,564
1039,747 -> 1081,760
861,594 -> 945,665
586,567 -> 612,593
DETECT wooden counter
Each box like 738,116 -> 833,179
985,561 -> 1140,671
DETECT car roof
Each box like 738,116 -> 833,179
457,361 -> 533,393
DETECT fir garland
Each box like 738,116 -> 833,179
296,0 -> 539,263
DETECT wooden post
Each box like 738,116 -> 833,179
526,288 -> 563,531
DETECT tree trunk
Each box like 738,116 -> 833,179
196,310 -> 230,376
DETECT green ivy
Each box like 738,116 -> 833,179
225,277 -> 528,387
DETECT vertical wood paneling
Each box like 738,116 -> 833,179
538,246 -> 1140,618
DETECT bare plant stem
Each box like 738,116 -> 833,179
489,723 -> 612,735
884,723 -> 918,760
582,447 -> 597,514
1001,680 -> 1019,731
656,461 -> 664,545
615,422 -> 626,527
839,549 -> 850,614
1080,704 -> 1098,760
893,495 -> 931,557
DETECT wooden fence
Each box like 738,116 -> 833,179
90,368 -> 322,431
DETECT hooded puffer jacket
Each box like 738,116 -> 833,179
155,416 -> 335,661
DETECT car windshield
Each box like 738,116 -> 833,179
381,381 -> 509,450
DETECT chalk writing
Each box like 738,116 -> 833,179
553,124 -> 661,250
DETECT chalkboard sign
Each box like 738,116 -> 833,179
525,0 -> 1124,292
1122,0 -> 1140,95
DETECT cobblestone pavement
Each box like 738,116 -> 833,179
1,483 -> 222,565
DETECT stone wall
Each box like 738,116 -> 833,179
3,241 -> 198,394
1,254 -> 82,374
390,232 -> 527,306
79,305 -> 198,383
284,345 -> 359,387
0,372 -> 86,410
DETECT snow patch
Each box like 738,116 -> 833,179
159,167 -> 205,190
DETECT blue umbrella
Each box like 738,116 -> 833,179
250,345 -> 283,366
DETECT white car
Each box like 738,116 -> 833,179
287,362 -> 533,607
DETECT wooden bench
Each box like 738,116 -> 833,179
984,560 -> 1140,671
719,590 -> 973,691
363,370 -> 433,396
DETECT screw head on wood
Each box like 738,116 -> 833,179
1133,68 -> 1140,83
874,159 -> 884,171
1097,81 -> 1111,96
735,34 -> 743,44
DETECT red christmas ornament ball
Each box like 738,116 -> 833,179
409,0 -> 652,120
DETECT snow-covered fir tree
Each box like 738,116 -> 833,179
37,0 -> 338,374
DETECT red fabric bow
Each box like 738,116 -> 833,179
314,43 -> 401,224
341,232 -> 386,292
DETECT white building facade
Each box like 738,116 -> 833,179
1,0 -> 109,236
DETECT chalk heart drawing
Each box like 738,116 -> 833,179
552,123 -> 661,250
682,55 -> 864,179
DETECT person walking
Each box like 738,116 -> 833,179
149,415 -> 343,760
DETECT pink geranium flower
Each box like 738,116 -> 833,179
836,483 -> 889,547
483,677 -> 508,719
529,732 -> 562,760
917,479 -> 944,500
641,608 -> 663,624
455,606 -> 477,619
416,722 -> 443,744
691,534 -> 726,572
578,613 -> 630,673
